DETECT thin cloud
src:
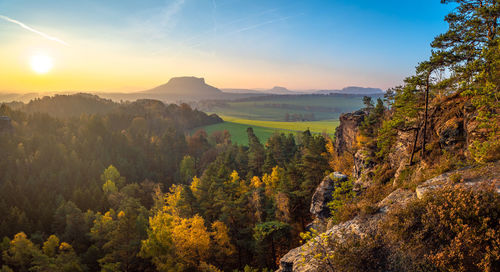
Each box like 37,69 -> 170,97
227,15 -> 294,35
0,14 -> 69,46
150,8 -> 283,55
159,0 -> 185,28
186,15 -> 295,50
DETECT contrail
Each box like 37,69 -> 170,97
150,8 -> 282,55
183,15 -> 294,50
0,14 -> 69,46
227,15 -> 294,35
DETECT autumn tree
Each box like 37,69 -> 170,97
97,208 -> 149,272
140,209 -> 233,272
253,221 -> 291,269
2,232 -> 38,272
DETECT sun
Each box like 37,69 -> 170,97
30,55 -> 53,74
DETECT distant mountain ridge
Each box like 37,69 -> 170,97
267,86 -> 299,94
223,86 -> 383,95
221,86 -> 301,95
315,86 -> 384,95
221,88 -> 263,94
1,77 -> 384,104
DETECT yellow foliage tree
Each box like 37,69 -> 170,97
171,215 -> 211,269
229,170 -> 240,184
2,232 -> 39,271
190,176 -> 201,198
250,176 -> 263,188
325,138 -> 353,176
263,166 -> 284,196
90,211 -> 115,243
42,235 -> 60,258
164,185 -> 183,216
141,209 -> 219,271
210,221 -> 235,266
140,207 -> 176,272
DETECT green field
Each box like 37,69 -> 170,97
220,116 -> 339,134
193,94 -> 371,145
194,117 -> 339,145
207,94 -> 373,121
196,121 -> 281,145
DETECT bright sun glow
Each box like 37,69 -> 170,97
30,55 -> 53,74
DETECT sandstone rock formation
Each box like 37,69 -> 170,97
279,96 -> 497,271
309,172 -> 348,219
278,161 -> 499,272
333,110 -> 366,155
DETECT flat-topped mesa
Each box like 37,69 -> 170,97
166,76 -> 206,86
143,76 -> 223,98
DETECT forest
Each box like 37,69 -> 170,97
0,94 -> 332,271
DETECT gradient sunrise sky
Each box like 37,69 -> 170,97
0,0 -> 454,93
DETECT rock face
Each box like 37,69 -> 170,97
0,116 -> 13,133
438,119 -> 465,149
310,172 -> 348,219
278,186 -> 414,272
334,110 -> 366,155
278,94 -> 498,271
416,163 -> 500,199
277,161 -> 499,272
279,216 -> 378,272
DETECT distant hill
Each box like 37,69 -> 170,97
315,86 -> 384,95
222,86 -> 302,95
6,93 -> 118,118
221,88 -> 263,94
1,80 -> 384,105
266,86 -> 299,94
0,92 -> 55,103
123,76 -> 267,101
143,77 -> 223,98
224,86 -> 383,95
3,93 -> 223,129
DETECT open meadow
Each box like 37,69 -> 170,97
192,94 -> 368,144
194,116 -> 339,145
205,94 -> 373,121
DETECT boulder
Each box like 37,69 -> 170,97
310,172 -> 348,219
377,188 -> 415,213
416,164 -> 500,199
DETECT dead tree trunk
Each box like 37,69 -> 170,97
409,127 -> 420,166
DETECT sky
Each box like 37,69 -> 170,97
0,0 -> 455,93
